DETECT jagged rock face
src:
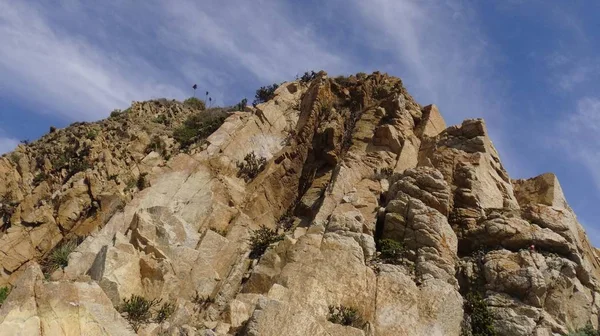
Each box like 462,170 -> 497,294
0,100 -> 206,284
0,71 -> 599,336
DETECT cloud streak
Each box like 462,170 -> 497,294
558,97 -> 600,189
0,1 -> 185,120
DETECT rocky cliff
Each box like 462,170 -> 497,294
0,71 -> 598,336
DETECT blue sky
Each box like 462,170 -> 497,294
1,1 -> 600,244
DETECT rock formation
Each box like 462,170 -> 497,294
0,71 -> 598,335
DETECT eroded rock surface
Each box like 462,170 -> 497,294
1,71 -> 599,335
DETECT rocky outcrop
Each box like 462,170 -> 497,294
0,71 -> 599,335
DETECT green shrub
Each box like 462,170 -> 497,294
300,71 -> 317,83
33,172 -> 48,186
137,173 -> 150,190
125,177 -> 137,191
378,238 -> 404,263
372,167 -> 394,180
0,202 -> 15,231
173,109 -> 228,149
191,290 -> 215,312
9,152 -> 20,164
327,305 -> 363,328
86,130 -> 98,140
183,97 -> 206,110
568,324 -> 600,336
46,239 -> 78,273
248,225 -> 283,259
231,98 -> 248,111
0,286 -> 9,306
464,292 -> 496,336
236,152 -> 266,182
145,135 -> 165,156
67,158 -> 90,178
253,84 -> 279,106
155,301 -> 175,323
119,295 -> 161,331
110,109 -> 122,118
153,114 -> 170,125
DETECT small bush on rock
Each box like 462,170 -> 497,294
231,98 -> 248,111
300,70 -> 317,83
328,305 -> 363,328
378,238 -> 404,263
155,301 -> 175,323
183,97 -> 206,110
145,135 -> 166,156
253,84 -> 279,106
173,109 -> 228,150
46,239 -> 78,273
0,286 -> 10,306
372,167 -> 394,180
110,109 -> 122,118
567,325 -> 600,336
137,173 -> 150,190
464,292 -> 496,336
248,225 -> 283,259
119,295 -> 161,331
237,152 -> 267,182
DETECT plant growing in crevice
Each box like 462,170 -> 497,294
119,295 -> 161,331
248,225 -> 284,259
327,305 -> 364,328
372,167 -> 394,180
210,227 -> 228,237
0,197 -> 17,231
145,135 -> 167,157
377,238 -> 405,264
41,238 -> 82,277
463,292 -> 496,336
33,171 -> 49,186
191,290 -> 215,312
137,173 -> 150,190
155,301 -> 175,323
0,286 -> 10,306
566,324 -> 600,336
236,152 -> 266,182
45,239 -> 78,273
277,214 -> 296,231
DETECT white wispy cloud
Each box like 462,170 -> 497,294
0,1 -> 186,120
155,1 -> 349,86
348,0 -> 501,122
0,0 -> 351,122
546,53 -> 599,91
558,97 -> 600,189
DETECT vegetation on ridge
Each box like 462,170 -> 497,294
253,84 -> 279,106
173,107 -> 229,150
